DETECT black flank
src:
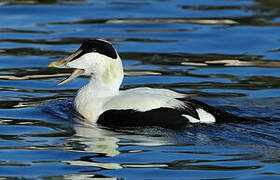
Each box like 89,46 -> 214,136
97,108 -> 190,128
97,98 -> 253,128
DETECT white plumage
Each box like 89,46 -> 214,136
104,88 -> 186,112
182,108 -> 216,123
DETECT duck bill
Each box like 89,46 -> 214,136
48,49 -> 84,86
48,49 -> 83,68
57,69 -> 84,86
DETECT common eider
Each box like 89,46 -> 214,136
48,39 -> 246,128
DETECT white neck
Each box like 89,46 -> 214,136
83,74 -> 121,97
74,57 -> 124,122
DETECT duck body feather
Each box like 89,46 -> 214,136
75,85 -> 241,127
75,87 -> 186,124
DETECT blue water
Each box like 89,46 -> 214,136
1,0 -> 280,179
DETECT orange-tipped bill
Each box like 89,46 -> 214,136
57,69 -> 84,86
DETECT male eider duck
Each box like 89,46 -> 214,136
48,39 -> 246,128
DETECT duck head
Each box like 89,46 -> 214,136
49,39 -> 124,88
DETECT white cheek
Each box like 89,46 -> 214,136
67,56 -> 87,69
67,53 -> 95,68
67,53 -> 108,75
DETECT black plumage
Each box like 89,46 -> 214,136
97,98 -> 251,128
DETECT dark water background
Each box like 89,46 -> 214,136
1,0 -> 280,179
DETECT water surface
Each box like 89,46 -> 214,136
0,0 -> 280,179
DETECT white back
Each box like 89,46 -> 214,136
103,87 -> 186,112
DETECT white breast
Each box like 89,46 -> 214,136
74,86 -> 105,123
